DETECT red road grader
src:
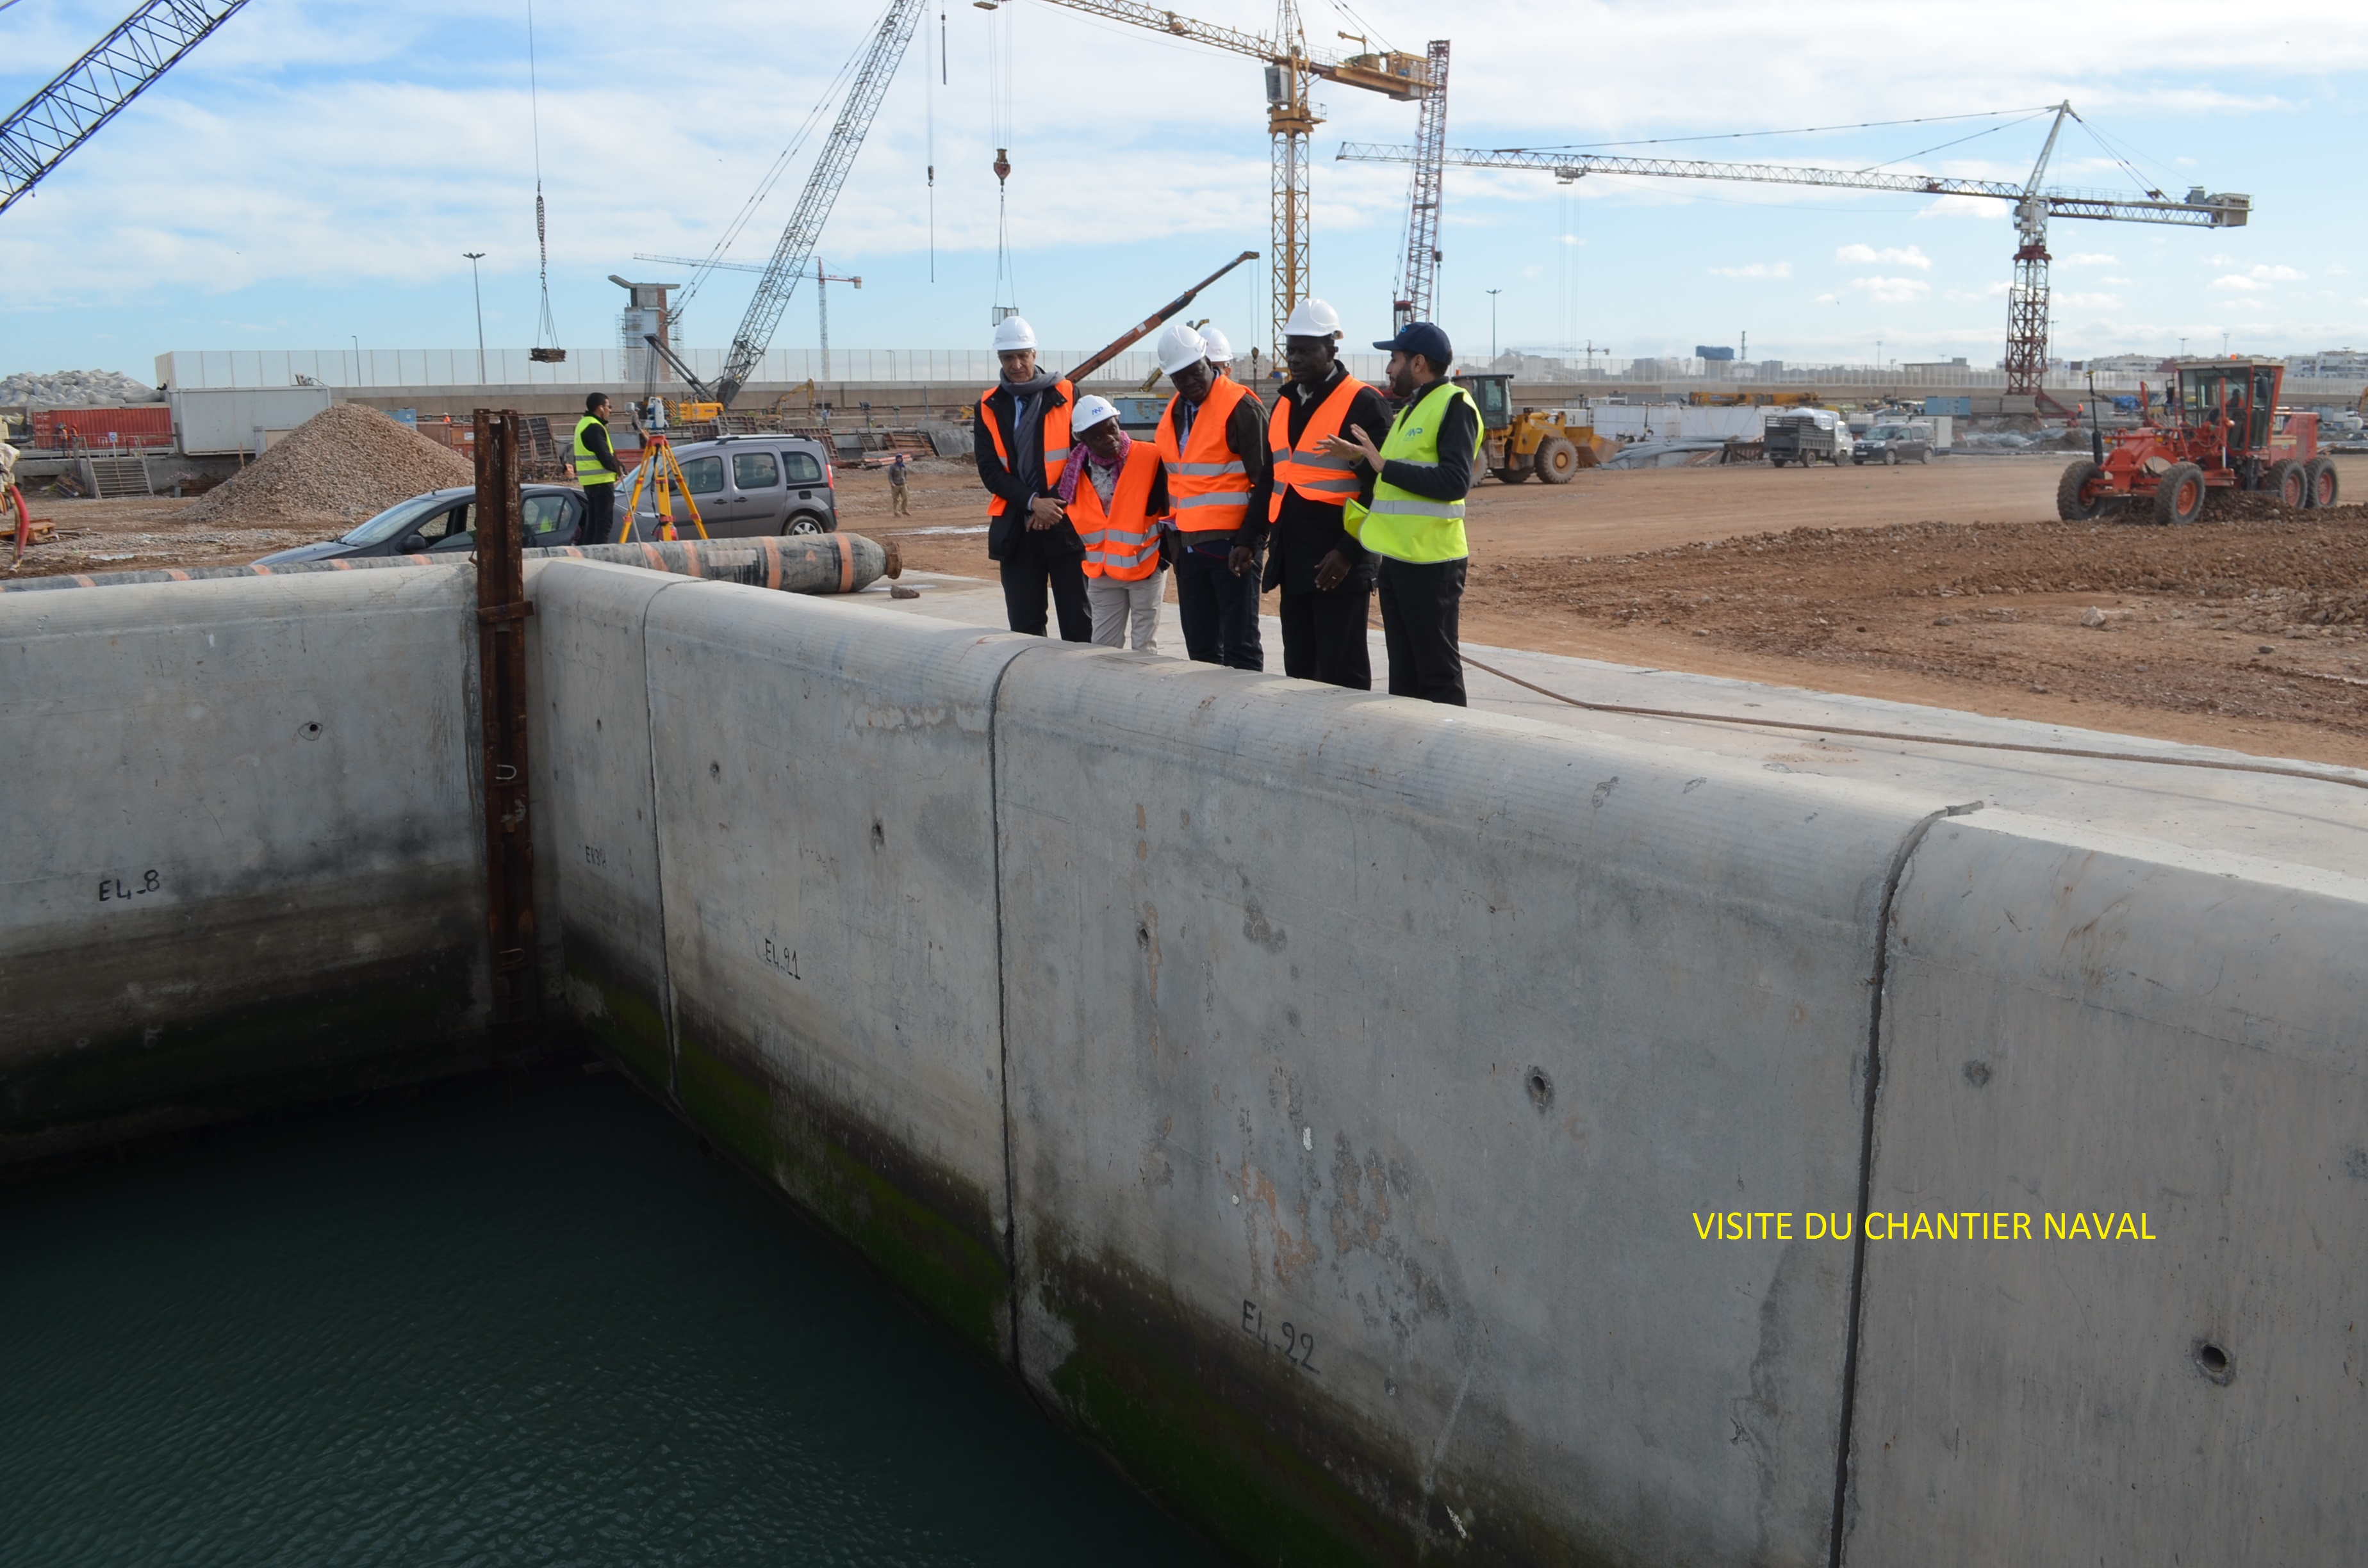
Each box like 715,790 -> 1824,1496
2057,359 -> 2340,523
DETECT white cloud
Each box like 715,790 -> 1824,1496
2100,275 -> 2135,286
2212,276 -> 2269,291
2327,262 -> 2352,277
1918,195 -> 2007,220
1850,276 -> 1932,304
1709,261 -> 1791,278
2060,253 -> 2119,267
1836,243 -> 1931,270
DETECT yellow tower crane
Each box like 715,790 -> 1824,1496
973,0 -> 1435,357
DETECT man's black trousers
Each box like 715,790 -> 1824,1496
1174,547 -> 1264,670
1278,584 -> 1372,689
582,482 -> 616,545
1376,556 -> 1467,705
999,541 -> 1092,642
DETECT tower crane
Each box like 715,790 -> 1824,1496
1339,103 -> 2251,396
974,0 -> 1436,355
1,0 -> 251,218
639,253 -> 861,377
707,0 -> 925,407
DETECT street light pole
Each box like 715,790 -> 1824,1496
464,251 -> 488,384
1486,288 -> 1501,361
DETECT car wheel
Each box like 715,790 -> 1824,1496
1884,449 -> 1900,466
784,514 -> 826,536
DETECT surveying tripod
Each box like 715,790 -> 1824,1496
618,434 -> 709,543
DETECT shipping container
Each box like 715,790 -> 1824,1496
169,386 -> 334,455
29,405 -> 175,451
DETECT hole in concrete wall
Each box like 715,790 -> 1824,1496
1136,924 -> 1151,950
871,821 -> 885,850
297,721 -> 322,742
709,761 -> 721,779
2194,1342 -> 2233,1385
1525,1067 -> 1554,1112
1963,1061 -> 1993,1088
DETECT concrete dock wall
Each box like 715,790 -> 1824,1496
10,559 -> 2363,1562
1843,813 -> 2368,1565
0,570 -> 504,1161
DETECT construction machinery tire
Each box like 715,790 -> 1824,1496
2306,456 -> 2340,509
2056,460 -> 2110,521
1768,455 -> 1788,468
1493,464 -> 1531,485
1535,437 -> 1580,485
2153,462 -> 2207,526
2265,459 -> 2306,509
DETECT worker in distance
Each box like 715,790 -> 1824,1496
1152,320 -> 1272,669
974,316 -> 1092,641
1324,320 -> 1477,705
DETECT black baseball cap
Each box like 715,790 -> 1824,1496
1373,322 -> 1453,366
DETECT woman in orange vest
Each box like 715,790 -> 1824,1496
1060,395 -> 1172,652
973,314 -> 1089,641
1152,322 -> 1271,669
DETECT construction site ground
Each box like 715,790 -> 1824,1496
17,452 -> 2368,769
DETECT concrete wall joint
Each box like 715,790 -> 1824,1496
1827,797 -> 1984,1568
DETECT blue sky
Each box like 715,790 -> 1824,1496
4,0 -> 2364,381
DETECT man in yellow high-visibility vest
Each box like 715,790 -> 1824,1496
1328,322 -> 1478,705
573,393 -> 623,544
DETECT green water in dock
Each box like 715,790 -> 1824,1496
0,1061 -> 1219,1566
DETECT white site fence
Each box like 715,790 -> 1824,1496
155,347 -> 1392,392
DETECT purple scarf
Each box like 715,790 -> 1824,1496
1057,429 -> 1130,505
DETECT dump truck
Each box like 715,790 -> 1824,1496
2057,359 -> 2337,521
1764,409 -> 1851,466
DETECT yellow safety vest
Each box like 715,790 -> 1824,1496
1345,380 -> 1474,564
573,414 -> 615,486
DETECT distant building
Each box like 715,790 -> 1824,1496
1695,345 -> 1736,362
2287,349 -> 2368,378
1902,357 -> 1971,373
2086,352 -> 2173,373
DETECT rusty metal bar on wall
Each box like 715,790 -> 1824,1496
473,408 -> 538,1024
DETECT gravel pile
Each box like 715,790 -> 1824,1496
0,370 -> 160,405
175,404 -> 477,528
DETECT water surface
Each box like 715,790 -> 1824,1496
0,1061 -> 1218,1566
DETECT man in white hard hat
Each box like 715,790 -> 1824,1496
974,314 -> 1090,641
1262,296 -> 1391,689
1058,394 -> 1172,652
1151,319 -> 1271,670
1201,325 -> 1237,380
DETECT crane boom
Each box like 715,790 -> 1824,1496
1392,40 -> 1450,330
1,0 -> 250,218
1334,142 -> 2251,228
714,0 -> 925,407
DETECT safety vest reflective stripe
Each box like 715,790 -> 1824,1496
1155,377 -> 1256,535
1344,380 -> 1474,564
573,415 -> 613,484
977,379 -> 1074,519
1267,373 -> 1370,519
1071,441 -> 1167,582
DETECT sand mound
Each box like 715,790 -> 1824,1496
176,404 -> 477,528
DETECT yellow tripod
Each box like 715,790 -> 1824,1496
619,435 -> 709,542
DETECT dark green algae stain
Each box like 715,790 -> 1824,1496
563,953 -> 670,1095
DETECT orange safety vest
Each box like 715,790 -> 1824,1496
1154,376 -> 1254,536
1266,373 -> 1369,520
1071,439 -> 1167,582
977,378 -> 1074,518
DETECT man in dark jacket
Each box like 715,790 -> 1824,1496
973,315 -> 1090,641
1252,298 -> 1392,689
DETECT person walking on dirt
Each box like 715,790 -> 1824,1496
889,452 -> 910,516
573,393 -> 624,545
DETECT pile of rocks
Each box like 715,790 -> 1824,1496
175,404 -> 477,528
0,370 -> 161,405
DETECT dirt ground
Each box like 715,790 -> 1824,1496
19,452 -> 2368,769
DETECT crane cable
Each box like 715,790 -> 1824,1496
525,0 -> 561,352
987,0 -> 1019,317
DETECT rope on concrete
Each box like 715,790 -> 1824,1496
1460,653 -> 2368,796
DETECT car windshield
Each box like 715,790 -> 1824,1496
341,492 -> 461,546
1870,427 -> 1908,439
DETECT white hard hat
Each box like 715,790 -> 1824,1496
1070,394 -> 1120,432
1282,297 -> 1343,339
1156,320 -> 1209,376
993,314 -> 1037,352
1200,325 -> 1234,363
